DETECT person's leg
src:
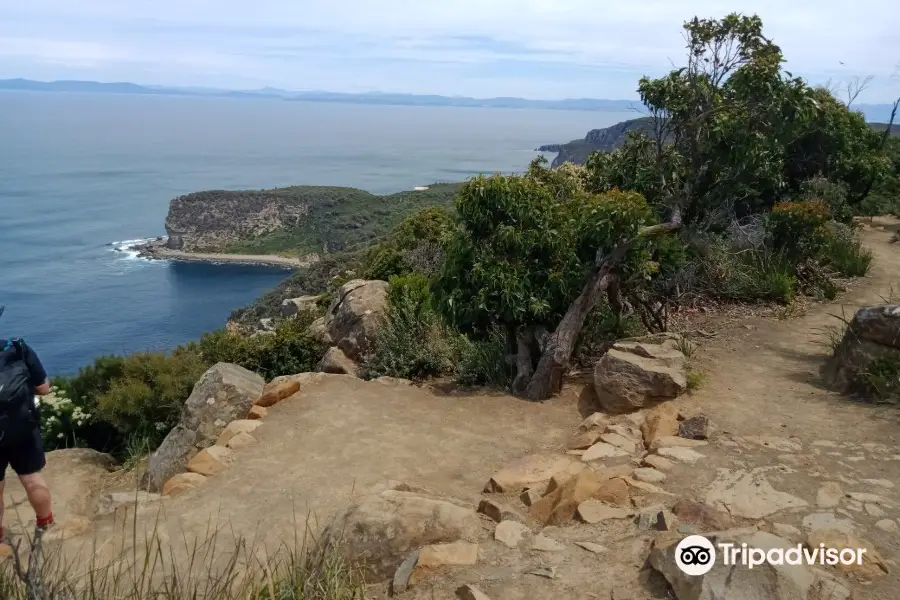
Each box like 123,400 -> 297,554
10,430 -> 51,528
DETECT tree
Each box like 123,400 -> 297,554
434,159 -> 658,394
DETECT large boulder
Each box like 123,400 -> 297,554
324,489 -> 482,582
281,295 -> 323,318
594,333 -> 687,413
650,530 -> 852,600
322,279 -> 389,361
316,347 -> 359,377
825,304 -> 900,393
145,363 -> 264,491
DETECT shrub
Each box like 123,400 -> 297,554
821,222 -> 872,278
573,303 -> 644,367
454,328 -> 516,390
363,207 -> 454,280
91,347 -> 209,450
859,356 -> 900,403
799,177 -> 853,224
39,385 -> 93,450
696,238 -> 798,304
361,274 -> 456,380
765,200 -> 831,259
196,312 -> 327,381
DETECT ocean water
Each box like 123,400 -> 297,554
0,91 -> 632,376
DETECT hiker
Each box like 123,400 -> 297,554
0,307 -> 54,543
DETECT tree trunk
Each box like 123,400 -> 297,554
523,267 -> 613,400
511,328 -> 537,394
524,215 -> 683,401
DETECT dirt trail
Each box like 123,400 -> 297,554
6,222 -> 900,599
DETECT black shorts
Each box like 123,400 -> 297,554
0,429 -> 46,480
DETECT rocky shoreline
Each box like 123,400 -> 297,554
130,238 -> 318,269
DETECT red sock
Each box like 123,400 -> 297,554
36,513 -> 53,528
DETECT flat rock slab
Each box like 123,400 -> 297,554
418,541 -> 479,568
485,454 -> 585,493
705,467 -> 807,519
656,447 -> 705,463
494,521 -> 530,549
632,467 -> 667,484
582,442 -> 630,462
576,500 -> 631,524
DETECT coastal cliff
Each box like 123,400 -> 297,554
541,117 -> 899,168
158,183 -> 463,258
538,117 -> 655,167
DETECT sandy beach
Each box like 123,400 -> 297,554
132,240 -> 318,269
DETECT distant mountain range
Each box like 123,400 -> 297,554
0,78 -> 640,112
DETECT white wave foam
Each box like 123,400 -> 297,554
109,237 -> 161,261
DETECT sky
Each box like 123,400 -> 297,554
0,0 -> 898,102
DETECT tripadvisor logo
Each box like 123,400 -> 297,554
674,534 -> 868,576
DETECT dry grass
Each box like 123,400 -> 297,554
0,509 -> 365,600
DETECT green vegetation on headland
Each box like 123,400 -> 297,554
169,183 -> 462,257
41,12 -> 900,466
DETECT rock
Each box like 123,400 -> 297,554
771,523 -> 802,541
633,468 -> 666,484
325,489 -> 481,582
316,346 -> 359,377
576,501 -> 631,524
599,432 -> 639,453
484,454 -> 585,493
96,491 -> 161,516
456,584 -> 492,600
594,464 -> 636,481
578,412 -> 609,430
146,363 -> 264,491
575,541 -> 608,554
816,482 -> 843,508
641,455 -> 674,471
648,436 -> 708,451
875,519 -> 898,532
161,472 -> 207,496
825,304 -> 900,393
593,334 -> 687,413
567,429 -> 605,450
672,499 -> 732,531
745,436 -> 803,452
706,468 -> 808,519
606,423 -> 640,439
806,528 -> 889,579
650,530 -> 853,600
640,402 -> 679,449
417,541 -> 478,568
861,478 -> 894,488
307,316 -> 330,343
865,503 -> 884,517
593,478 -> 630,507
846,491 -> 891,505
322,279 -> 390,361
255,378 -> 301,408
530,534 -> 565,552
186,445 -> 235,476
2,449 -> 116,525
620,477 -> 672,497
519,486 -> 545,507
216,420 -> 262,446
527,566 -> 556,579
280,295 -> 323,317
225,432 -> 257,450
582,442 -> 630,462
477,499 -> 525,523
247,405 -> 268,420
529,469 -> 604,526
657,509 -> 677,531
801,512 -> 856,533
494,521 -> 530,549
656,447 -> 705,463
42,516 -> 93,542
678,415 -> 710,440
392,550 -> 419,595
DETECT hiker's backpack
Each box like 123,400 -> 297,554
0,339 -> 39,446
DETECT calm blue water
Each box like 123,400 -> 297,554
0,91 -> 631,375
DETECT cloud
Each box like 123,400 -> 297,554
0,0 -> 897,101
